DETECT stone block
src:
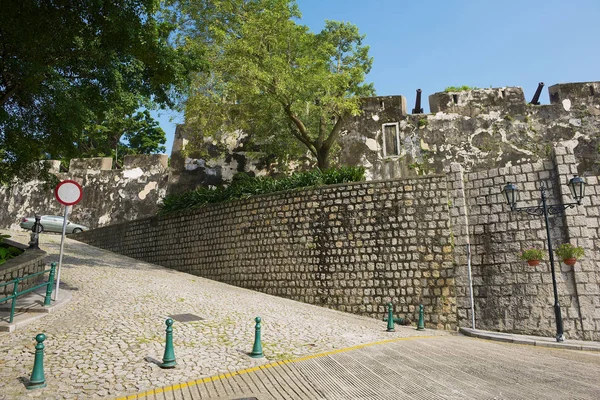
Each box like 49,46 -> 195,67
124,154 -> 168,170
429,87 -> 526,117
69,157 -> 112,171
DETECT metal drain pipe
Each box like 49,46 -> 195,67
466,243 -> 475,329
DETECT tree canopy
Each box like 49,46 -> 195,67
183,0 -> 374,169
0,0 -> 202,183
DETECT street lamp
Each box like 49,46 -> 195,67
501,175 -> 586,342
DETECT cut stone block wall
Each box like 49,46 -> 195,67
449,142 -> 600,340
74,141 -> 600,339
76,177 -> 458,330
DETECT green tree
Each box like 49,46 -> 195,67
184,0 -> 374,169
0,0 -> 202,183
79,109 -> 166,167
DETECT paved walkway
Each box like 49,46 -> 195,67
2,230 -> 600,400
120,334 -> 600,400
0,230 -> 447,399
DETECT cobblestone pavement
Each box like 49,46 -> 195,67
0,230 -> 448,399
123,335 -> 600,400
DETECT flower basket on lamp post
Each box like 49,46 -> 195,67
554,243 -> 584,266
519,248 -> 545,266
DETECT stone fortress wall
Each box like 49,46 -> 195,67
2,80 -> 600,339
2,81 -> 598,231
76,175 -> 459,331
75,141 -> 600,340
340,81 -> 600,181
0,154 -> 169,230
449,143 -> 600,340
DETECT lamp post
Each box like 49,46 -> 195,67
502,175 -> 586,342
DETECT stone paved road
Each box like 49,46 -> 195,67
0,230 -> 447,399
125,335 -> 600,400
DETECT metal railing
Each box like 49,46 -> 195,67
0,262 -> 56,323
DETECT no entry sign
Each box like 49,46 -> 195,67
54,180 -> 83,206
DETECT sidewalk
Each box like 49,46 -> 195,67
0,288 -> 72,332
0,230 -> 448,400
459,327 -> 600,351
2,229 -> 600,400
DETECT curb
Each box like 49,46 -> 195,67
459,327 -> 600,352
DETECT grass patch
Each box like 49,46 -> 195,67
444,85 -> 479,92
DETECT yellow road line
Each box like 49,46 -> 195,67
114,334 -> 436,400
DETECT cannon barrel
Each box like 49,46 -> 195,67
529,82 -> 544,105
412,89 -> 423,114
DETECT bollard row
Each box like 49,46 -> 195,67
384,303 -> 425,332
29,306 -> 424,390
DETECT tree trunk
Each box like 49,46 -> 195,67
317,146 -> 330,170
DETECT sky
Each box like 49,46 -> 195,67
154,0 -> 600,156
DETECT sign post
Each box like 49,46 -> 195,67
53,180 -> 83,301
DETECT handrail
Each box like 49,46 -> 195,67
0,268 -> 51,288
0,262 -> 56,323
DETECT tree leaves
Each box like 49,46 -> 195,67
0,0 -> 204,183
183,0 -> 374,169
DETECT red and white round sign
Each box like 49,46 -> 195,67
54,180 -> 83,206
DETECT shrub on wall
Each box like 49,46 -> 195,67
0,235 -> 24,265
158,166 -> 366,215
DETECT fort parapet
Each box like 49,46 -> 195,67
340,81 -> 600,180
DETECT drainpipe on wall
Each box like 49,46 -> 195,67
466,243 -> 476,329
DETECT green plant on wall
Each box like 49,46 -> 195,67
444,86 -> 479,92
518,247 -> 545,261
554,243 -> 584,260
158,166 -> 366,215
0,235 -> 23,265
418,118 -> 428,128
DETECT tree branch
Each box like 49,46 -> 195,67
0,84 -> 20,107
322,114 -> 345,150
283,106 -> 317,155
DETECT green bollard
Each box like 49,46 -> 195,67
417,304 -> 425,331
26,334 -> 47,390
386,303 -> 395,332
44,263 -> 56,307
159,318 -> 176,369
250,316 -> 264,358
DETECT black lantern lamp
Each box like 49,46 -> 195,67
501,176 -> 586,342
502,182 -> 518,210
568,175 -> 585,204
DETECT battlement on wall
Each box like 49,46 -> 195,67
425,81 -> 600,117
66,155 -> 168,173
549,82 -> 600,109
361,96 -> 407,115
428,87 -> 526,117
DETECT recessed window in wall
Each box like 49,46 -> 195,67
382,123 -> 400,157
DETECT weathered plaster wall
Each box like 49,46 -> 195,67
167,125 -> 300,195
0,155 -> 169,230
75,176 -> 458,330
339,82 -> 600,180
